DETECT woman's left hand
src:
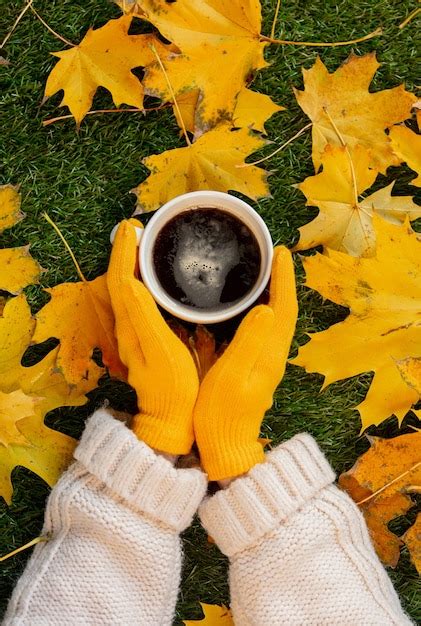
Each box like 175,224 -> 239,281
193,246 -> 298,481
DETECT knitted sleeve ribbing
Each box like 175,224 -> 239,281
199,433 -> 412,626
4,409 -> 207,626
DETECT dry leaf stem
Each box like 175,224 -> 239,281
399,7 -> 420,29
0,536 -> 48,562
42,105 -> 169,127
238,122 -> 312,168
270,0 -> 282,39
260,26 -> 382,47
30,5 -> 75,47
43,213 -> 86,281
356,461 -> 421,505
1,0 -> 33,49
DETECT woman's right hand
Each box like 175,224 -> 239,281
107,221 -> 200,456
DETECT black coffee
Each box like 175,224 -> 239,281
153,208 -> 261,310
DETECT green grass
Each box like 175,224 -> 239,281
1,0 -> 420,622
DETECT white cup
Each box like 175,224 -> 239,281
111,191 -> 273,324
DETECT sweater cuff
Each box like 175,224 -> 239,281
74,408 -> 207,533
199,433 -> 335,557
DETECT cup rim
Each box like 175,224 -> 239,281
139,191 -> 273,324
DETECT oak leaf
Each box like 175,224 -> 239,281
0,294 -> 102,402
33,274 -> 126,385
294,144 -> 421,256
133,124 -> 269,213
0,389 -> 37,448
0,295 -> 102,503
183,603 -> 234,625
44,16 -> 169,125
339,432 -> 421,570
290,216 -> 421,430
0,185 -> 41,293
142,0 -> 268,131
294,53 -> 416,173
0,294 -> 36,392
22,345 -> 103,419
0,413 -> 76,504
389,125 -> 421,187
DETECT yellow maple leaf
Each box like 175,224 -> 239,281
114,0 -> 145,14
339,432 -> 421,570
233,87 -> 284,134
0,184 -> 23,231
173,89 -> 202,136
44,16 -> 169,125
294,53 -> 416,174
0,389 -> 37,448
0,185 -> 41,293
389,124 -> 421,187
33,273 -> 126,385
133,124 -> 269,213
175,87 -> 283,137
290,216 -> 421,430
183,603 -> 234,625
294,144 -> 421,256
0,247 -> 42,294
403,514 -> 421,574
142,0 -> 268,131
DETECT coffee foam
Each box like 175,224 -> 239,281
172,215 -> 240,308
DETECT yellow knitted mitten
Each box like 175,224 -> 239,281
107,221 -> 199,455
194,246 -> 298,481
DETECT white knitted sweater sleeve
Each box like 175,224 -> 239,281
4,409 -> 207,626
199,433 -> 412,626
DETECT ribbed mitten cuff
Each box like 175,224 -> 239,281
74,408 -> 207,533
132,411 -> 194,456
199,433 -> 335,556
200,439 -> 266,482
